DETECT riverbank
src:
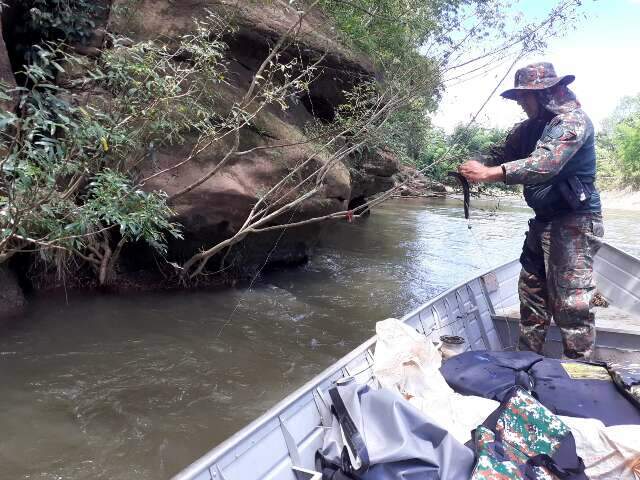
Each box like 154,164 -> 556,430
600,188 -> 640,211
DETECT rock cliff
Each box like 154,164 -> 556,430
0,0 -> 401,287
108,0 -> 401,274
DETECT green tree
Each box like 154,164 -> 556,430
615,115 -> 640,186
597,94 -> 640,189
0,45 -> 182,283
318,0 -> 495,64
417,123 -> 507,181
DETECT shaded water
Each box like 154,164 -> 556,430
1,197 -> 639,479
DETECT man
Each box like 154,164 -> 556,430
459,62 -> 604,359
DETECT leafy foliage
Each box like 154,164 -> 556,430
376,101 -> 433,164
26,0 -> 103,43
0,44 -> 181,276
597,94 -> 640,189
318,0 -> 487,63
615,117 -> 640,185
418,124 -> 509,182
0,7 -> 324,283
82,170 -> 181,253
5,0 -> 104,76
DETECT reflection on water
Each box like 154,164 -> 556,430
0,197 -> 637,479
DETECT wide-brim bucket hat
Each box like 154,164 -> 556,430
500,62 -> 575,100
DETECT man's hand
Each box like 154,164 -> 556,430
458,160 -> 504,183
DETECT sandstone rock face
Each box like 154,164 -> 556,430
0,22 -> 17,111
393,164 -> 447,197
108,0 -> 373,70
0,265 -> 25,319
106,0 -> 397,270
145,114 -> 352,263
348,148 -> 401,206
0,0 -> 401,283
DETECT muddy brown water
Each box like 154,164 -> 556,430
1,197 -> 639,480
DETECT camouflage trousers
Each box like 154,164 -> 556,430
518,212 -> 604,360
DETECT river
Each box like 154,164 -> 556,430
1,197 -> 639,479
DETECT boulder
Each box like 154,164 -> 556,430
392,164 -> 447,197
108,0 -> 373,71
108,0 -> 376,120
0,265 -> 25,319
144,108 -> 351,263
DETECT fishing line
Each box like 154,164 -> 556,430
217,49 -> 526,339
216,206 -> 300,338
435,51 -> 526,350
466,213 -> 516,350
360,49 -> 525,215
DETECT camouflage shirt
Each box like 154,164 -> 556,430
503,106 -> 594,185
486,85 -> 594,186
484,115 -> 551,168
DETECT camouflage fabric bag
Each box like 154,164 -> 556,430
471,386 -> 587,480
607,362 -> 640,410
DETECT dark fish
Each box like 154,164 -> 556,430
447,171 -> 470,219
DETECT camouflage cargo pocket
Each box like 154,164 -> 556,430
591,218 -> 604,238
556,268 -> 594,289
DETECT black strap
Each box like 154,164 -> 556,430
315,451 -> 357,480
575,175 -> 595,184
328,387 -> 370,472
524,453 -> 587,480
522,414 -> 586,479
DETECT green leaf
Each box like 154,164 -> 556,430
50,61 -> 65,73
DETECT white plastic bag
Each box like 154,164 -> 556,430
560,416 -> 640,480
373,318 -> 498,444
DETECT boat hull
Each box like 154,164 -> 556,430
173,242 -> 640,480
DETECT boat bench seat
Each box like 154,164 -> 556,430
492,304 -> 640,331
491,304 -> 640,363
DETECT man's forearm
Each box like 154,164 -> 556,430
485,165 -> 506,183
458,161 -> 506,183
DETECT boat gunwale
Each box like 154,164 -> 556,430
598,240 -> 640,265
